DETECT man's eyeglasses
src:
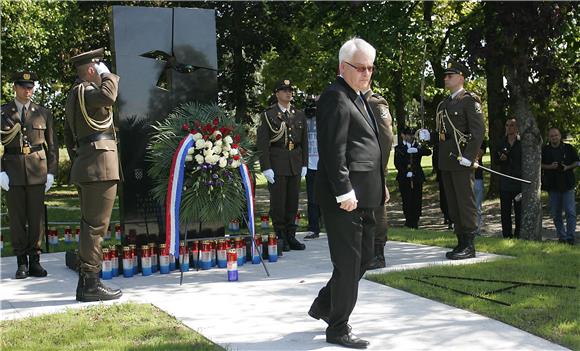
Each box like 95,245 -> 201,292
345,61 -> 374,73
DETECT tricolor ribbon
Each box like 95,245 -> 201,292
165,134 -> 195,256
239,163 -> 258,263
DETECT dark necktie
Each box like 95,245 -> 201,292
21,105 -> 27,122
356,95 -> 375,131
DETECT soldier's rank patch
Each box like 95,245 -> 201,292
474,102 -> 482,114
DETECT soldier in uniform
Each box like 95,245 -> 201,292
394,127 -> 431,229
64,48 -> 122,302
436,61 -> 485,260
363,85 -> 393,270
257,79 -> 308,252
0,71 -> 58,279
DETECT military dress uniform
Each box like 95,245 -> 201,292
1,71 -> 58,279
64,48 -> 122,302
436,62 -> 485,260
364,90 -> 393,269
257,80 -> 308,251
394,130 -> 431,229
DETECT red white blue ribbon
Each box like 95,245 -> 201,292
165,134 -> 195,256
239,163 -> 257,260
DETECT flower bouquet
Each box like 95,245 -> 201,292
148,103 -> 253,226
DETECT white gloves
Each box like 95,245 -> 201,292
406,171 -> 413,178
418,128 -> 430,141
45,173 -> 54,193
407,147 -> 418,154
0,172 -> 9,191
263,169 -> 275,184
459,157 -> 473,167
301,167 -> 307,177
94,62 -> 110,75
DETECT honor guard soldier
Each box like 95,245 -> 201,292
363,85 -> 394,269
257,79 -> 308,252
1,71 -> 58,279
436,61 -> 485,260
64,48 -> 122,302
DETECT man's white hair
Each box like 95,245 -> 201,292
338,37 -> 376,64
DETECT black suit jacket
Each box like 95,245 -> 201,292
315,77 -> 385,209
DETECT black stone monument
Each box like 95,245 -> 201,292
111,6 -> 218,241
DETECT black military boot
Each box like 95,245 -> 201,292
445,233 -> 464,259
76,271 -> 122,302
276,230 -> 290,252
447,233 -> 476,260
287,229 -> 305,250
367,243 -> 386,270
29,253 -> 48,277
15,255 -> 29,279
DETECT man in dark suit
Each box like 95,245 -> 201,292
257,79 -> 308,252
1,71 -> 58,279
308,38 -> 385,349
436,61 -> 485,260
64,48 -> 122,302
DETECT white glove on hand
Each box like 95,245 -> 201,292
45,173 -> 54,193
94,62 -> 111,75
407,147 -> 418,154
418,128 -> 430,141
0,172 -> 9,191
459,157 -> 473,167
263,169 -> 275,184
301,167 -> 307,177
406,171 -> 413,178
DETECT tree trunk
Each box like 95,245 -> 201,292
392,66 -> 406,131
505,23 -> 543,241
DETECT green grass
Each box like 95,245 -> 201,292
0,302 -> 224,351
369,228 -> 580,349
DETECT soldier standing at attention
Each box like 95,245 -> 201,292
363,84 -> 393,270
1,71 -> 58,279
257,79 -> 308,252
436,61 -> 485,260
64,48 -> 122,302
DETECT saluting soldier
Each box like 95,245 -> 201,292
394,127 -> 432,230
363,85 -> 393,269
64,48 -> 122,302
0,71 -> 58,279
257,79 -> 308,252
436,61 -> 485,260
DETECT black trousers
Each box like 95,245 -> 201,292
268,174 -> 300,232
500,190 -> 521,238
306,169 -> 321,233
312,206 -> 376,337
398,179 -> 423,228
6,184 -> 45,256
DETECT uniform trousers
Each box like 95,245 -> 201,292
312,206 -> 375,337
77,181 -> 117,273
441,170 -> 477,235
6,184 -> 45,256
373,204 -> 388,245
267,174 -> 300,233
398,179 -> 423,228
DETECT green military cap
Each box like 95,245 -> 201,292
70,48 -> 104,67
12,70 -> 38,88
274,79 -> 294,92
443,60 -> 470,78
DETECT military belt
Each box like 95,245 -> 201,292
77,132 -> 115,146
4,144 -> 43,155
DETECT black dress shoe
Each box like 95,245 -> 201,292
288,236 -> 305,250
15,255 -> 28,279
326,332 -> 369,349
304,232 -> 319,240
29,254 -> 48,277
366,256 -> 386,270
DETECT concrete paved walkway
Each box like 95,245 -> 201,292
0,234 -> 568,351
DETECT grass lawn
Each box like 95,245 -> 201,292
0,302 -> 224,351
369,228 -> 580,350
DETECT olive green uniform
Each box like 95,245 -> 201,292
436,89 -> 485,237
64,72 -> 120,273
1,101 -> 58,256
